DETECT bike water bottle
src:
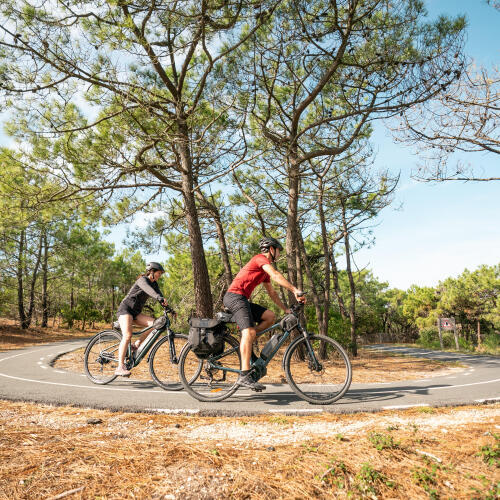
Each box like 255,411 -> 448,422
136,330 -> 155,355
260,334 -> 281,361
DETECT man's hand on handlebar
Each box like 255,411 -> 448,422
294,289 -> 307,304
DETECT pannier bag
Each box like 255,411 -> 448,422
188,318 -> 225,359
153,315 -> 167,330
279,313 -> 298,331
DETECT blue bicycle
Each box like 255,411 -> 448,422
178,302 -> 352,404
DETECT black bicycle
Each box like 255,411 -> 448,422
83,305 -> 199,390
178,301 -> 352,404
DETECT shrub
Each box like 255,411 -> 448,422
483,333 -> 500,352
417,328 -> 441,349
417,328 -> 457,349
459,337 -> 474,351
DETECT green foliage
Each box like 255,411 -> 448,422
477,433 -> 500,467
412,465 -> 439,499
355,463 -> 396,495
483,333 -> 500,351
368,432 -> 399,451
416,328 -> 455,349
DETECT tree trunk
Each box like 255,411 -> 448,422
297,231 -> 323,333
342,205 -> 358,357
330,248 -> 348,320
25,231 -> 44,329
41,229 -> 49,328
209,203 -> 233,288
477,319 -> 481,347
285,155 -> 300,302
318,184 -> 333,338
70,272 -> 75,311
178,129 -> 213,317
17,229 -> 27,328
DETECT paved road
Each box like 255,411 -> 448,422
0,341 -> 499,415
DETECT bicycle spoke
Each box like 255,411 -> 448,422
179,335 -> 241,402
285,335 -> 352,405
84,330 -> 121,384
149,334 -> 190,391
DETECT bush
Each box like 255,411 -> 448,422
417,328 -> 457,349
459,337 -> 474,352
441,333 -> 456,349
416,328 -> 441,349
483,333 -> 500,351
479,333 -> 500,354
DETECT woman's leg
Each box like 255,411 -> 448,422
133,313 -> 155,347
116,313 -> 133,375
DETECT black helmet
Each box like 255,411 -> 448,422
146,261 -> 165,273
259,236 -> 283,252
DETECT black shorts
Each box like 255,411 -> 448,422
116,305 -> 140,320
223,292 -> 267,331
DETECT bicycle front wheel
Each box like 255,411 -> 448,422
178,335 -> 241,402
149,334 -> 194,391
84,330 -> 121,384
284,334 -> 352,405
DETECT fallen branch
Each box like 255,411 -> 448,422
49,486 -> 85,500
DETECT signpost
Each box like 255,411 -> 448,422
437,317 -> 459,350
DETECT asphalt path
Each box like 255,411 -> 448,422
0,341 -> 499,415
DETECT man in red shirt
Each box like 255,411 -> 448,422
223,237 -> 305,391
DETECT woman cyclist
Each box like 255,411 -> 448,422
115,261 -> 168,376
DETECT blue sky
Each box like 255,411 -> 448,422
352,0 -> 500,289
1,1 -> 499,291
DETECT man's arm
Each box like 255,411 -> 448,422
262,264 -> 304,303
263,281 -> 288,312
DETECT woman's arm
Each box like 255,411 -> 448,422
137,276 -> 164,301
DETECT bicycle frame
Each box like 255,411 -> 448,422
122,311 -> 180,368
208,311 -> 320,376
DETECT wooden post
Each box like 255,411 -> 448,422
437,318 -> 444,349
453,322 -> 459,350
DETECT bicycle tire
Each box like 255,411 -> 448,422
284,334 -> 352,405
84,330 -> 121,385
178,334 -> 241,402
149,333 -> 197,391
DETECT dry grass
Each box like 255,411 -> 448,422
0,318 -> 100,351
0,400 -> 498,499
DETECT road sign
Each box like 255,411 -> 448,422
437,317 -> 459,349
439,318 -> 456,330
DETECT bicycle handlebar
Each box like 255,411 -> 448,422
162,304 -> 176,315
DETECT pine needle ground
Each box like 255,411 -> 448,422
0,400 -> 498,499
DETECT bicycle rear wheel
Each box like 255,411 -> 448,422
84,330 -> 121,384
149,333 -> 194,391
284,334 -> 352,405
178,334 -> 241,402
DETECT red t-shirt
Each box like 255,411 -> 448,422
227,254 -> 271,299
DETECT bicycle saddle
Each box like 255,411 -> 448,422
216,311 -> 234,323
112,321 -> 121,332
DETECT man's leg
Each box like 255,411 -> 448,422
240,326 -> 257,371
255,309 -> 276,334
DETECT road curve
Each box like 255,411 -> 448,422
0,341 -> 499,416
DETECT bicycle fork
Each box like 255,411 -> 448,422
283,327 -> 323,372
168,332 -> 179,364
